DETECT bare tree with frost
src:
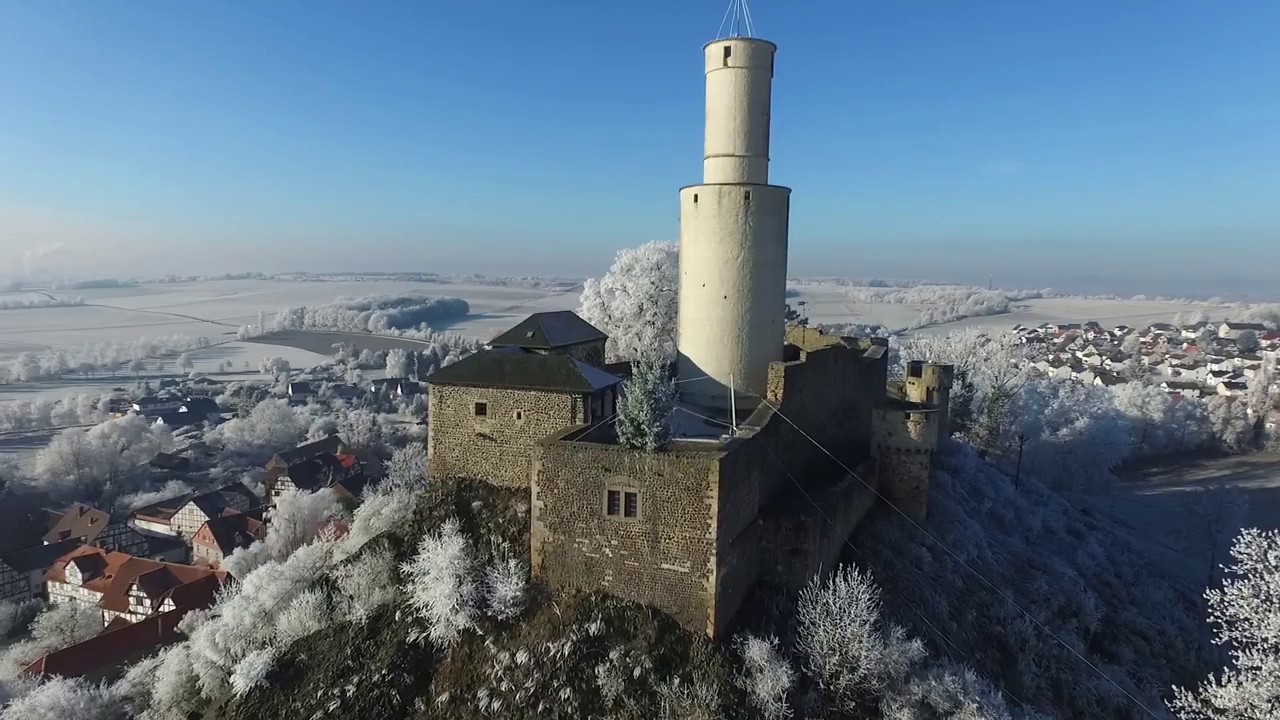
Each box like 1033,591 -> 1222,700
734,633 -> 796,720
1170,529 -> 1280,720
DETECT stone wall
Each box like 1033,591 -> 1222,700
531,433 -> 724,636
872,404 -> 935,520
758,459 -> 879,592
429,385 -> 586,488
559,340 -> 605,367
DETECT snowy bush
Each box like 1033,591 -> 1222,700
733,634 -> 795,720
229,648 -> 277,697
208,399 -> 306,462
333,546 -> 402,621
1170,528 -> 1280,720
482,555 -> 527,621
880,662 -> 1017,720
272,588 -> 333,647
0,677 -> 122,720
383,443 -> 428,491
401,518 -> 479,646
579,240 -> 678,362
0,599 -> 42,640
796,565 -> 924,710
274,294 -> 469,334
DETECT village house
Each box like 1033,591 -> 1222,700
191,512 -> 265,568
130,396 -> 182,418
369,377 -> 421,399
0,539 -> 81,602
1219,321 -> 1267,340
24,606 -> 192,682
265,435 -> 345,483
44,504 -> 185,562
266,453 -> 365,511
287,381 -> 314,403
130,484 -> 260,540
45,545 -> 225,627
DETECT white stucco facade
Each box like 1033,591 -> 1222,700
677,37 -> 790,410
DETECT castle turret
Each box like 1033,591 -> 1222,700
904,361 -> 955,447
677,37 -> 791,411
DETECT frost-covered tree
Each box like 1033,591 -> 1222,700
335,408 -> 382,453
222,488 -> 343,578
734,634 -> 795,720
177,352 -> 194,374
579,240 -> 679,362
401,518 -> 478,646
383,443 -> 428,492
384,348 -> 410,379
127,357 -> 146,378
0,602 -> 102,683
209,399 -> 305,461
30,414 -> 172,504
333,546 -> 402,622
796,565 -> 924,711
0,676 -> 122,720
1236,330 -> 1261,354
1170,529 -> 1280,720
236,325 -> 252,341
615,355 -> 676,452
258,356 -> 290,381
880,662 -> 1018,720
1207,397 -> 1254,453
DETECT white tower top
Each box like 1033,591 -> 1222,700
701,38 -> 776,186
676,30 -> 790,412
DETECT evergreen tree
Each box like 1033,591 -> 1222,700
616,355 -> 676,452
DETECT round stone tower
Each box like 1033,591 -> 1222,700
677,37 -> 791,411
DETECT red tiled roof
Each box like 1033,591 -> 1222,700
46,545 -> 225,614
24,608 -> 193,679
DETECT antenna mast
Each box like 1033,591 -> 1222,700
717,0 -> 757,39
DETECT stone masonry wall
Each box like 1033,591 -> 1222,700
560,340 -> 606,367
873,406 -> 934,519
531,436 -> 723,636
429,385 -> 584,488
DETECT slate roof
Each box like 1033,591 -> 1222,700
0,538 -> 81,573
271,435 -> 343,466
131,494 -> 193,523
489,311 -> 607,350
196,513 -> 264,555
1223,322 -> 1267,331
427,347 -> 622,394
187,483 -> 260,519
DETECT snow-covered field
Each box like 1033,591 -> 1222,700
0,279 -> 581,405
0,279 -> 1234,407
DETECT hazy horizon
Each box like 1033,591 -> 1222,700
2,1 -> 1277,298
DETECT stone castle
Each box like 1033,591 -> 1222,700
426,32 -> 954,639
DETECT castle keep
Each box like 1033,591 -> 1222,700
427,32 -> 953,639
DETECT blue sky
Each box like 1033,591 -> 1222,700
1,1 -> 1277,294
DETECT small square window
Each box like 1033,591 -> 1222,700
606,489 -> 622,517
513,409 -> 524,421
474,402 -> 488,417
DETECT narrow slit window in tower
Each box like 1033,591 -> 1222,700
723,45 -> 732,66
745,190 -> 752,202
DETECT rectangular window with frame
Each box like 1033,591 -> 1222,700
623,491 -> 639,519
605,488 -> 640,519
474,401 -> 488,417
606,489 -> 622,517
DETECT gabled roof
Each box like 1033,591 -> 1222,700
428,347 -> 621,394
24,607 -> 196,679
187,483 -> 260,519
489,311 -> 607,350
131,494 -> 193,523
0,538 -> 82,573
43,503 -> 111,545
285,455 -> 349,492
271,435 -> 343,466
196,513 -> 264,555
1222,322 -> 1267,331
